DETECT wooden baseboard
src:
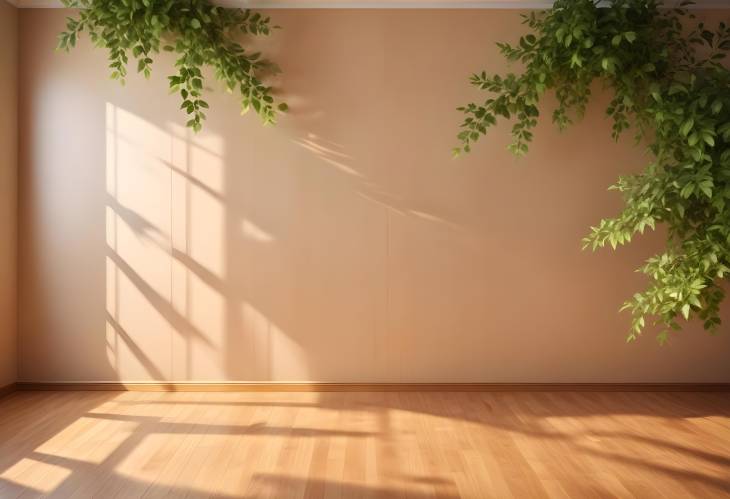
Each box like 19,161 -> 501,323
0,382 -> 16,399
13,382 -> 730,392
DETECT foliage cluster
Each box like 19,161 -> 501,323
457,0 -> 730,342
59,0 -> 287,131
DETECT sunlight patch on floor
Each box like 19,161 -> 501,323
0,458 -> 71,493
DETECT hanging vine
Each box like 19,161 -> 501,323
58,0 -> 287,131
456,0 -> 730,343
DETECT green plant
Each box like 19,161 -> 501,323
58,0 -> 287,131
456,0 -> 730,343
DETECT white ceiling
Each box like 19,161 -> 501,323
9,0 -> 730,8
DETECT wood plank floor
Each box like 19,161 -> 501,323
0,391 -> 728,498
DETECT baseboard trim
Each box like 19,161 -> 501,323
13,382 -> 730,393
0,382 -> 17,399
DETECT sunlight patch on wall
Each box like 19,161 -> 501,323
188,132 -> 226,193
104,103 -> 302,381
270,323 -> 309,381
188,183 -> 226,279
105,255 -> 118,371
170,123 -> 227,280
106,103 -> 173,381
242,219 -> 274,243
186,272 -> 226,379
294,137 -> 363,178
241,303 -> 273,377
241,302 -> 311,380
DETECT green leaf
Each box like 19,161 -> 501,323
681,304 -> 691,320
679,118 -> 694,137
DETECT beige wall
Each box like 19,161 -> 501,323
18,8 -> 730,383
0,0 -> 18,389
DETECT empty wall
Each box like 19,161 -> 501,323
18,8 -> 730,383
0,0 -> 18,389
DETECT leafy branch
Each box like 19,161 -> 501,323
456,0 -> 730,343
58,0 -> 287,131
